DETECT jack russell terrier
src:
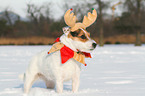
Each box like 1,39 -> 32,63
20,8 -> 97,93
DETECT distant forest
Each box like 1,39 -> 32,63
0,0 -> 145,45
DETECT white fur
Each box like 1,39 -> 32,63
22,31 -> 96,93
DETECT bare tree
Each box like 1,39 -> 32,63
97,0 -> 104,46
135,0 -> 142,46
27,4 -> 44,24
4,10 -> 13,26
124,0 -> 144,46
92,0 -> 110,46
2,7 -> 19,26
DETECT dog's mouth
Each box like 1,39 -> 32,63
90,49 -> 94,51
77,48 -> 94,53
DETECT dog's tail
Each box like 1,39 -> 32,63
19,73 -> 25,81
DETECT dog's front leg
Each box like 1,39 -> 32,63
72,74 -> 80,92
56,79 -> 63,93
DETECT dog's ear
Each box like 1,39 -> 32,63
62,27 -> 70,35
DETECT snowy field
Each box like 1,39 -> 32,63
0,45 -> 145,96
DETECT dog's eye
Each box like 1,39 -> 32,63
80,35 -> 86,39
70,32 -> 78,37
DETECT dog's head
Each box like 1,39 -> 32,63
61,27 -> 97,53
60,9 -> 97,53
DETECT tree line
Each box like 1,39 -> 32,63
0,0 -> 145,46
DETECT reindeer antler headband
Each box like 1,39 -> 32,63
64,8 -> 97,32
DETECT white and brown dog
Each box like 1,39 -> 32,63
20,8 -> 97,93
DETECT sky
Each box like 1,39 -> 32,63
0,0 -> 123,20
0,0 -> 56,18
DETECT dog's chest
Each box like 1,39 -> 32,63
41,50 -> 81,81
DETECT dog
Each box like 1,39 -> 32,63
20,8 -> 97,93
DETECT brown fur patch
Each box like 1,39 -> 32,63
68,29 -> 90,42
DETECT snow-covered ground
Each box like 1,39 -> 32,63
0,45 -> 145,96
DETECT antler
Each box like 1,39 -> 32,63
82,9 -> 97,28
64,9 -> 97,32
64,9 -> 77,27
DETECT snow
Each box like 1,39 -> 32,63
0,45 -> 145,96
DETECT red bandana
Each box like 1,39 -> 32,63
54,37 -> 60,43
52,37 -> 91,65
60,45 -> 74,64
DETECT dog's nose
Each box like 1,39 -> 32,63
92,43 -> 97,48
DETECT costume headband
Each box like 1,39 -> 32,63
64,8 -> 97,32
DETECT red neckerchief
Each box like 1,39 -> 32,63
54,37 -> 60,43
54,37 -> 92,58
53,37 -> 91,66
60,45 -> 74,64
